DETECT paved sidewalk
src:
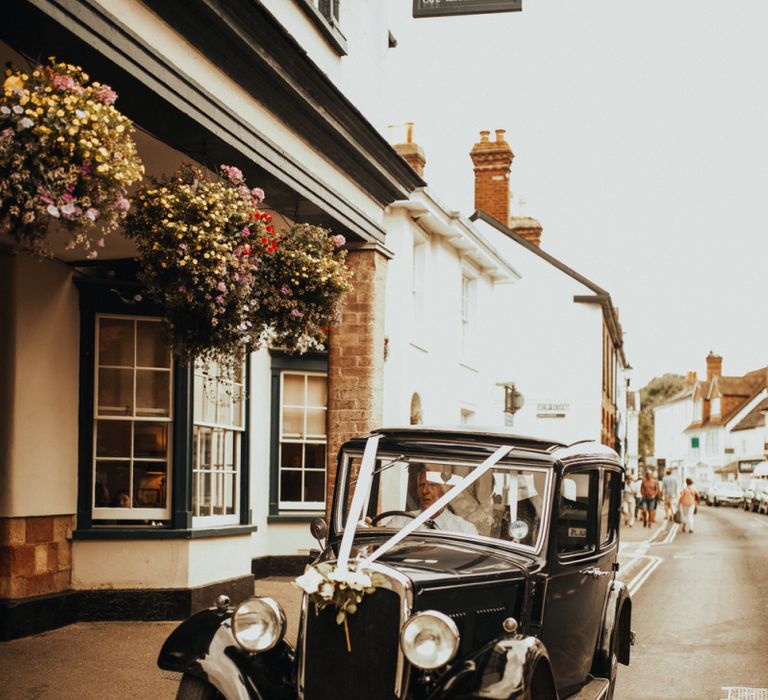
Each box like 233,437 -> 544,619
0,578 -> 302,700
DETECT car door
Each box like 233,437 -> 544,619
539,466 -> 618,694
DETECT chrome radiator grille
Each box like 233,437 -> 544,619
301,587 -> 403,700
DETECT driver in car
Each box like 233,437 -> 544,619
379,466 -> 478,534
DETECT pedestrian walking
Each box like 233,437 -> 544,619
639,470 -> 661,527
622,474 -> 637,527
678,478 -> 699,533
662,469 -> 679,521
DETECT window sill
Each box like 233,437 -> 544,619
295,0 -> 348,56
73,523 -> 258,540
268,513 -> 324,524
459,361 -> 479,373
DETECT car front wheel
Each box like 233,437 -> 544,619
175,674 -> 221,700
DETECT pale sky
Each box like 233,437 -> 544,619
386,1 -> 768,389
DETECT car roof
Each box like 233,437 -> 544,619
340,425 -> 621,467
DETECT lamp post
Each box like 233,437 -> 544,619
497,381 -> 524,427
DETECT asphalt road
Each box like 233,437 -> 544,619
614,504 -> 768,700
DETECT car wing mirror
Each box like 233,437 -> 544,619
310,517 -> 328,549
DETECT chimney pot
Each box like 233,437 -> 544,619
393,122 -> 426,177
479,130 -> 490,143
495,129 -> 506,143
406,121 -> 414,144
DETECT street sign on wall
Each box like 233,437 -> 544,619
413,0 -> 522,18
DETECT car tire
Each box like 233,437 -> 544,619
175,675 -> 221,700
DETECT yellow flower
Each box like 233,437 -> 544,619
3,75 -> 24,92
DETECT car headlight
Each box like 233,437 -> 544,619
401,610 -> 460,669
232,596 -> 285,652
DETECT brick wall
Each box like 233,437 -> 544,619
325,244 -> 390,514
0,515 -> 73,599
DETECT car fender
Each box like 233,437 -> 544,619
594,580 -> 632,673
432,635 -> 557,700
157,608 -> 295,700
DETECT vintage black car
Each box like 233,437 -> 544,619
159,427 -> 633,699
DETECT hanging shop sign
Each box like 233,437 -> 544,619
413,0 -> 522,18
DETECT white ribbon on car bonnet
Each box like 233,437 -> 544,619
362,444 -> 514,566
336,435 -> 380,570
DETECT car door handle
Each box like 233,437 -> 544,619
579,567 -> 611,579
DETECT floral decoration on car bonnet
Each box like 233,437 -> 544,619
126,163 -> 352,367
293,560 -> 385,652
0,59 -> 144,256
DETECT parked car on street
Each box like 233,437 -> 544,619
743,479 -> 768,512
696,479 -> 713,503
158,427 -> 634,700
707,481 -> 745,507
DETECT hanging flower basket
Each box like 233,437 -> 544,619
252,222 -> 351,353
125,163 -> 352,367
0,59 -> 144,256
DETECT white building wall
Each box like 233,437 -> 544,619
0,254 -> 80,518
653,399 -> 691,468
473,219 -> 606,444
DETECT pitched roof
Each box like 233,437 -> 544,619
731,397 -> 768,432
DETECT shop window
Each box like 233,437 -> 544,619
192,358 -> 245,526
77,285 -> 251,535
92,315 -> 172,521
269,352 -> 329,516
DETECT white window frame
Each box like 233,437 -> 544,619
410,230 -> 428,349
711,397 -> 721,417
278,371 -> 328,511
92,314 -> 173,521
192,359 -> 245,527
460,266 -> 478,363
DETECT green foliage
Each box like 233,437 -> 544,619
638,373 -> 688,461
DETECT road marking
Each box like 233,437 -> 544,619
624,553 -> 662,597
653,523 -> 679,545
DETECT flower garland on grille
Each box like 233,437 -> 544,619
0,59 -> 144,256
293,561 -> 385,652
125,163 -> 351,367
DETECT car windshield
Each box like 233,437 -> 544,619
717,482 -> 742,494
757,482 -> 768,494
335,449 -> 551,551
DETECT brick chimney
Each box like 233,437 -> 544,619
706,352 -> 723,381
392,122 -> 426,177
686,370 -> 698,385
509,216 -> 543,247
469,129 -> 514,225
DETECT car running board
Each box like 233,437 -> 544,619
567,677 -> 611,700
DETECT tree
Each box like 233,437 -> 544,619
638,373 -> 688,463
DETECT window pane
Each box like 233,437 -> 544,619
95,460 -> 130,507
213,472 -> 225,514
232,386 -> 244,429
96,420 -> 131,457
192,469 -> 199,516
98,368 -> 133,416
306,376 -> 327,407
134,423 -> 168,459
281,470 -> 302,502
193,372 -> 204,422
134,461 -> 167,508
217,382 -> 232,426
305,470 -> 325,502
283,375 -> 305,405
224,473 -> 236,515
282,407 -> 304,437
199,471 -> 212,516
98,318 -> 134,367
281,442 -> 303,469
306,408 -> 326,437
304,443 -> 326,470
136,370 -> 170,417
136,320 -> 170,368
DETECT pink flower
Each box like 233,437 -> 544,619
116,196 -> 130,211
97,238 -> 105,248
331,234 -> 346,248
251,187 -> 265,202
46,204 -> 60,218
217,282 -> 227,293
220,164 -> 243,183
242,227 -> 251,237
233,273 -> 240,281
93,83 -> 118,105
290,308 -> 304,318
18,117 -> 34,129
86,208 -> 100,221
62,193 -> 74,203
60,202 -> 76,216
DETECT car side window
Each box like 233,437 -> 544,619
599,470 -> 620,545
557,470 -> 598,555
